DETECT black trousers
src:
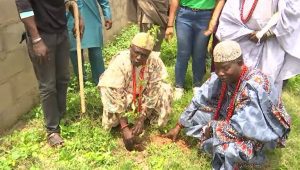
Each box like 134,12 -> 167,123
27,30 -> 70,134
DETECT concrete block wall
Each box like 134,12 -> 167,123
0,0 -> 39,133
0,0 -> 132,132
102,0 -> 133,43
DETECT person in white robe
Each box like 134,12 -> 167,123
216,0 -> 300,93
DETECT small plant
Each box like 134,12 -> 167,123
147,25 -> 160,43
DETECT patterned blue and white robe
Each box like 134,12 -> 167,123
179,69 -> 291,170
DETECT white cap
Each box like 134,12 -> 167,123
213,40 -> 242,63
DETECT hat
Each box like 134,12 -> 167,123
131,32 -> 155,51
213,40 -> 242,63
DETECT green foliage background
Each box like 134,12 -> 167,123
0,25 -> 300,169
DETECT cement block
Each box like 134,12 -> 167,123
0,0 -> 20,25
0,82 -> 14,113
0,37 -> 3,52
0,48 -> 30,83
0,51 -> 5,61
10,68 -> 38,100
102,0 -> 130,43
0,89 -> 39,131
2,22 -> 25,52
127,0 -> 137,22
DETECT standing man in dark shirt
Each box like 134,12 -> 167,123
15,0 -> 84,147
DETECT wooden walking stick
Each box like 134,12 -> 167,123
66,1 -> 86,114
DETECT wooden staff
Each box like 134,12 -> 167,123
66,1 -> 86,114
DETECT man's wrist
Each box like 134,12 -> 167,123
32,37 -> 42,44
139,114 -> 147,122
119,117 -> 128,126
120,123 -> 129,130
265,29 -> 275,38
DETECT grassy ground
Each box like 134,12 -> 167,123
1,25 -> 300,170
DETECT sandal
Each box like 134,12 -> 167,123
47,133 -> 64,147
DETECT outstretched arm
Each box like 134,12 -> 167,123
165,0 -> 179,41
163,122 -> 183,141
203,0 -> 226,36
164,74 -> 221,140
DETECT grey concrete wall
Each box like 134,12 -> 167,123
0,0 -> 132,132
0,0 -> 40,133
103,0 -> 133,43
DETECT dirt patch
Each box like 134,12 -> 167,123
113,134 -> 191,153
113,138 -> 149,168
149,135 -> 190,152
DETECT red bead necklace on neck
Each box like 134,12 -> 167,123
240,0 -> 259,24
132,65 -> 146,113
213,65 -> 248,122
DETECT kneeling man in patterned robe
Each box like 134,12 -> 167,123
98,32 -> 173,151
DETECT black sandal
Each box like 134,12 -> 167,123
47,133 -> 64,147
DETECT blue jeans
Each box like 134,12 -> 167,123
70,47 -> 105,85
175,7 -> 212,88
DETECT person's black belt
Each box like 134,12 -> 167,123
180,5 -> 212,12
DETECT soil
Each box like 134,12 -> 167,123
115,134 -> 191,153
149,135 -> 190,152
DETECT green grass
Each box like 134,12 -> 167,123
1,25 -> 300,169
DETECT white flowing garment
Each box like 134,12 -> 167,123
216,0 -> 300,91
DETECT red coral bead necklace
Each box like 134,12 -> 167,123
213,65 -> 248,122
240,0 -> 259,24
